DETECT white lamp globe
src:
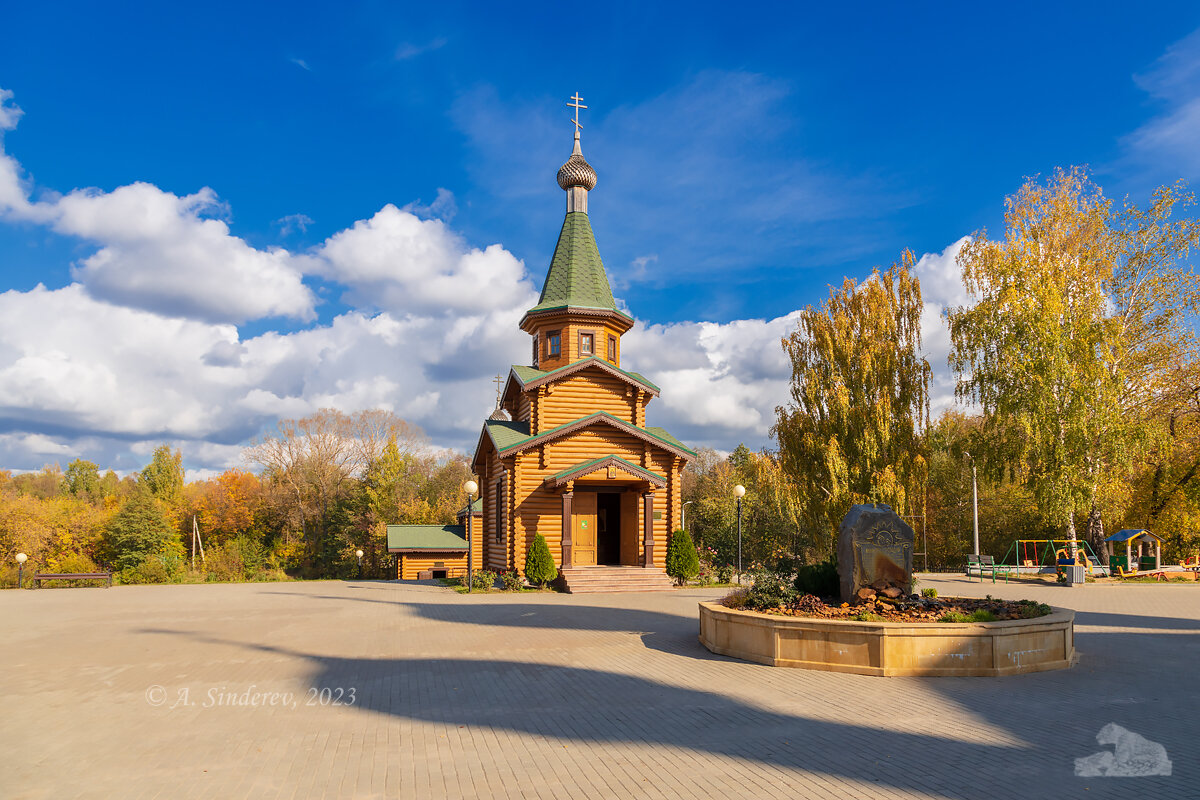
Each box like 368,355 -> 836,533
733,485 -> 746,498
355,550 -> 364,559
15,552 -> 27,564
464,480 -> 479,495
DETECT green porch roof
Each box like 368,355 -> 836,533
526,212 -> 631,318
386,524 -> 468,551
548,455 -> 666,486
510,358 -> 659,394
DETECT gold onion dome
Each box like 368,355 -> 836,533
557,135 -> 597,191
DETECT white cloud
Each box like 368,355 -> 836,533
313,204 -> 537,315
1119,28 -> 1200,180
395,37 -> 447,61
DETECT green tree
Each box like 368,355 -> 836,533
524,534 -> 557,587
773,252 -> 930,552
64,459 -> 101,500
140,445 -> 184,508
665,529 -> 700,585
102,487 -> 181,572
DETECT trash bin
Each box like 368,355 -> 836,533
1066,565 -> 1085,586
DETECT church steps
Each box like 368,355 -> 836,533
556,566 -> 676,593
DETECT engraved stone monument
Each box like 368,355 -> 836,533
836,504 -> 915,603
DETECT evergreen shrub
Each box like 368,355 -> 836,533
524,534 -> 557,587
666,529 -> 700,585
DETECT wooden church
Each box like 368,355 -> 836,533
470,105 -> 694,592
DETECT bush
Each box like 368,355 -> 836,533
720,586 -> 749,608
852,611 -> 886,622
968,609 -> 998,622
794,561 -> 839,598
1016,600 -> 1052,618
921,587 -> 938,599
500,570 -> 523,591
939,611 -> 970,623
744,570 -> 797,610
716,563 -> 735,584
471,569 -> 497,591
666,529 -> 700,586
524,534 -> 557,587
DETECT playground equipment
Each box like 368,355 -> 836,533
996,539 -> 1110,578
1104,529 -> 1162,573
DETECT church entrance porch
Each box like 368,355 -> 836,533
562,484 -> 650,569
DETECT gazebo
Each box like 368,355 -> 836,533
1105,529 -> 1162,572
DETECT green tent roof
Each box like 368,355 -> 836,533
548,455 -> 665,485
386,525 -> 468,551
526,212 -> 630,318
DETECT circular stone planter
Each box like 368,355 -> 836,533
698,601 -> 1075,677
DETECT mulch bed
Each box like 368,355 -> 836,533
731,592 -> 1051,622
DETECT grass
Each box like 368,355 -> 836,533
851,611 -> 886,622
939,609 -> 999,623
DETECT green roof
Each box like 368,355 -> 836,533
458,498 -> 482,517
386,525 -> 467,551
526,212 -> 630,318
510,358 -> 660,394
485,411 -> 695,459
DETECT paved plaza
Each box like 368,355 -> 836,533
2,575 -> 1196,799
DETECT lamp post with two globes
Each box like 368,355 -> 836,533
733,485 -> 745,583
464,480 -> 478,592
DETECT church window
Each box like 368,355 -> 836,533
607,335 -> 617,362
580,332 -> 594,356
547,331 -> 561,357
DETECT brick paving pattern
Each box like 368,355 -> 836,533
1,575 -> 1196,799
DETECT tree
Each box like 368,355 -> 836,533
102,487 -> 180,572
524,534 -> 557,587
64,459 -> 101,499
666,529 -> 700,585
773,252 -> 930,552
949,168 -> 1200,557
141,445 -> 184,510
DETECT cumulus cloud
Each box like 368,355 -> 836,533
0,84 -> 974,475
314,204 -> 537,315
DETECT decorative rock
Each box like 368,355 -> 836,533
836,504 -> 915,603
881,586 -> 903,599
856,587 -> 877,600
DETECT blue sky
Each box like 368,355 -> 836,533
0,2 -> 1198,476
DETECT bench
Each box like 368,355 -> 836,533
33,572 -> 112,588
977,555 -> 1012,584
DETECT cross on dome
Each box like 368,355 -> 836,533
567,92 -> 587,136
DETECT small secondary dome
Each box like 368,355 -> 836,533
557,136 -> 597,191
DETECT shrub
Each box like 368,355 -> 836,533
500,570 -> 523,591
524,534 -> 557,587
921,587 -> 938,599
471,569 -> 497,591
968,610 -> 997,622
794,561 -> 838,598
666,529 -> 700,586
716,563 -> 735,584
744,570 -> 797,610
1016,600 -> 1052,618
939,611 -> 970,623
851,611 -> 886,622
720,586 -> 749,608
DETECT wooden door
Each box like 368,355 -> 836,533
574,492 -> 597,566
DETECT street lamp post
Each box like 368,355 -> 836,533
15,552 -> 27,589
964,452 -> 979,557
355,549 -> 364,579
733,485 -> 745,583
464,480 -> 478,592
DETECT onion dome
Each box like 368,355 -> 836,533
488,407 -> 511,421
556,134 -> 597,191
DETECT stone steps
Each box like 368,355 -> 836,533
557,566 -> 676,593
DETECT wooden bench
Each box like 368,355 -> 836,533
33,571 -> 112,588
978,555 -> 1012,584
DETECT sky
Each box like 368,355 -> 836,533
0,2 -> 1198,478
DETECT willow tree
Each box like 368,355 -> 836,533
949,168 -> 1200,558
773,252 -> 930,553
